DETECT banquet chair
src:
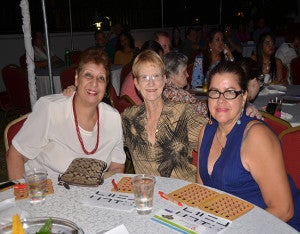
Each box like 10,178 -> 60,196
120,62 -> 132,86
117,95 -> 136,113
108,84 -> 119,108
2,64 -> 32,115
290,56 -> 300,85
259,110 -> 291,136
279,126 -> 300,189
60,66 -> 76,90
4,113 -> 30,151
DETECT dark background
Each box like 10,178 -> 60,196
0,0 -> 298,34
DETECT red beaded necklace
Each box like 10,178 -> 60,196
72,96 -> 99,155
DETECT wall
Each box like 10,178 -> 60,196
0,27 -> 175,92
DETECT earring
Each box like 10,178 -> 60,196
208,114 -> 212,125
237,109 -> 244,125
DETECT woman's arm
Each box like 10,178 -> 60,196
108,162 -> 125,173
241,122 -> 294,222
6,145 -> 28,180
196,124 -> 206,184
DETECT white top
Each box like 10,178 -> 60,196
33,45 -> 54,61
13,94 -> 126,177
275,43 -> 297,65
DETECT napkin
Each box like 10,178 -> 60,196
103,224 -> 129,234
280,112 -> 293,120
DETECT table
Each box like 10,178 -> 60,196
0,173 -> 297,234
35,64 -> 122,99
254,85 -> 300,127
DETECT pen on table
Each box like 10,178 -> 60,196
111,179 -> 119,191
158,191 -> 183,207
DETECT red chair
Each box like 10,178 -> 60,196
108,84 -> 119,108
120,62 -> 132,86
290,56 -> 300,85
4,113 -> 30,151
60,66 -> 76,90
2,64 -> 32,115
259,110 -> 291,135
117,95 -> 136,113
279,126 -> 300,189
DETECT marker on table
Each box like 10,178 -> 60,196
158,191 -> 183,207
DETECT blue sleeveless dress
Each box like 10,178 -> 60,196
199,112 -> 300,231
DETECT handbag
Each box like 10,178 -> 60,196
58,158 -> 107,188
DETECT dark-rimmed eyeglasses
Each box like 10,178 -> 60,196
208,90 -> 244,100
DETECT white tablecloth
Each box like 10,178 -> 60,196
35,64 -> 122,99
242,41 -> 256,57
0,173 -> 297,234
254,85 -> 300,127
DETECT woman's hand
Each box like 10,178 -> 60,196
245,104 -> 262,119
62,85 -> 76,97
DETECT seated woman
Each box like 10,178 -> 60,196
114,31 -> 138,66
196,61 -> 300,231
122,50 -> 207,182
251,32 -> 287,85
163,51 -> 208,117
6,47 -> 126,180
32,31 -> 64,68
120,40 -> 164,105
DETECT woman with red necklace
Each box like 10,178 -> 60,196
7,47 -> 126,180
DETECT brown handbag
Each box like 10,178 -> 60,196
58,158 -> 107,188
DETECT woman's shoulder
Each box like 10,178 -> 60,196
100,102 -> 121,115
121,104 -> 142,118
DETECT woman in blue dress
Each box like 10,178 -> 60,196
196,61 -> 300,231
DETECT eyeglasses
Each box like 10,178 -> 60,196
138,74 -> 163,83
208,90 -> 244,100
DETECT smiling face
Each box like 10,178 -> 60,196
134,61 -> 166,102
75,62 -> 108,107
208,72 -> 247,127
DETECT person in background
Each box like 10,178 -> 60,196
252,17 -> 271,44
178,27 -> 200,63
120,40 -> 164,105
114,31 -> 138,66
191,28 -> 234,89
237,57 -> 262,102
223,23 -> 243,61
106,23 -> 125,50
7,47 -> 126,180
235,20 -> 251,43
32,31 -> 64,68
162,51 -> 208,116
275,30 -> 300,83
171,26 -> 182,52
196,61 -> 300,231
251,32 -> 287,85
153,30 -> 171,55
122,50 -> 207,182
94,30 -> 115,62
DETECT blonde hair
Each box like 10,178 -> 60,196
132,50 -> 165,78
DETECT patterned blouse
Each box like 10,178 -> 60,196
121,100 -> 207,182
163,80 -> 208,118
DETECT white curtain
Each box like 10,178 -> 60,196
20,0 -> 37,107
